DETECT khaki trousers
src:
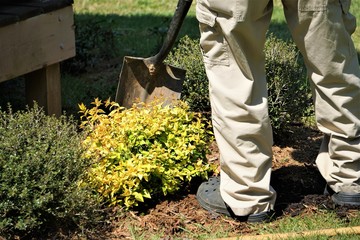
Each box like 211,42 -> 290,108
196,0 -> 360,216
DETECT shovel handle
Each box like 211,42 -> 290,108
145,0 -> 193,74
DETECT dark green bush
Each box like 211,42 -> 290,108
166,35 -> 313,139
265,34 -> 313,138
0,104 -> 103,239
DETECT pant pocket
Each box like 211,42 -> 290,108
196,3 -> 230,66
198,0 -> 271,22
197,0 -> 239,19
299,0 -> 327,11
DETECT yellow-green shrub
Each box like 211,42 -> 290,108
79,98 -> 214,208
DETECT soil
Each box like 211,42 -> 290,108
101,125 -> 359,239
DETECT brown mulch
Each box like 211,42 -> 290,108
100,126 -> 359,239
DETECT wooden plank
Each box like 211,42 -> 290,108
25,63 -> 62,117
0,6 -> 75,82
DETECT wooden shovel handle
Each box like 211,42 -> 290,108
145,0 -> 193,75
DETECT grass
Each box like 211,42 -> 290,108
64,0 -> 360,116
73,0 -> 360,49
120,210 -> 360,239
73,0 -> 199,55
3,0 -> 359,114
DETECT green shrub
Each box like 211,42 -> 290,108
79,98 -> 215,209
265,34 -> 313,138
166,35 -> 313,138
0,104 -> 102,238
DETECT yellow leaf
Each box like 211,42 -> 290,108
133,192 -> 144,202
143,189 -> 151,199
78,102 -> 87,112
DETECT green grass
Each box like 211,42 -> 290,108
350,2 -> 360,50
73,0 -> 360,50
2,0 -> 359,114
123,213 -> 360,240
74,0 -> 196,15
61,1 -> 200,115
73,0 -> 199,56
62,0 -> 359,116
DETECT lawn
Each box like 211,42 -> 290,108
60,0 -> 360,116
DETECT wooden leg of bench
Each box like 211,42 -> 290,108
25,63 -> 62,117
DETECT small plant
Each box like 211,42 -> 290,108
79,98 -> 215,209
0,104 -> 102,238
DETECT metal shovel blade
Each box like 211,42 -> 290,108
115,56 -> 185,108
115,0 -> 192,108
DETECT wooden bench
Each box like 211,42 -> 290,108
0,0 -> 75,116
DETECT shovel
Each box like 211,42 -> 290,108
115,0 -> 193,108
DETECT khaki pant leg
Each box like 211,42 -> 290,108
282,0 -> 360,193
196,0 -> 276,216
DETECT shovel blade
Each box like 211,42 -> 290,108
115,56 -> 185,108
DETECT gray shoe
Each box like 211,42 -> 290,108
196,176 -> 274,223
324,185 -> 360,206
332,192 -> 360,206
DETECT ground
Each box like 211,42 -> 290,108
98,125 -> 358,239
1,77 -> 357,239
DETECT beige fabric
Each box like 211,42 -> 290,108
196,0 -> 360,216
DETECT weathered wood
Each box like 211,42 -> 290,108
0,6 -> 75,83
25,63 -> 62,117
0,1 -> 75,116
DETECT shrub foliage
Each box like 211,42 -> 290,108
265,34 -> 313,137
79,98 -> 214,209
0,104 -> 101,238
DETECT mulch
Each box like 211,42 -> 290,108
103,126 -> 360,239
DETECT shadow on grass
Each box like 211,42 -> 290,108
0,13 -> 200,115
1,13 -> 359,115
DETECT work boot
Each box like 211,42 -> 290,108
196,176 -> 274,223
324,185 -> 360,206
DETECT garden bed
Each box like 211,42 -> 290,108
97,125 -> 359,239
